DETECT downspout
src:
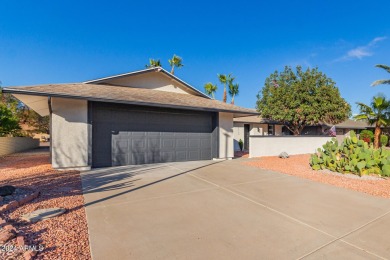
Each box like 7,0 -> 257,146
48,97 -> 53,164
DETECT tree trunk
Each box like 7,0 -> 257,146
223,85 -> 227,103
170,66 -> 175,75
374,125 -> 381,149
231,95 -> 235,104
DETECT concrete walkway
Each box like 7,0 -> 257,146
81,159 -> 390,260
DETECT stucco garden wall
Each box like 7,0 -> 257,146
51,97 -> 90,170
249,136 -> 332,158
0,137 -> 39,156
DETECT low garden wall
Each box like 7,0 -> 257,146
0,137 -> 40,156
249,136 -> 332,158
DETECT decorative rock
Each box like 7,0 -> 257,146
0,186 -> 16,197
3,224 -> 16,232
0,229 -> 16,243
16,236 -> 25,246
279,152 -> 289,159
24,250 -> 37,260
21,208 -> 66,223
18,191 -> 40,206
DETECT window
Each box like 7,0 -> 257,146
268,124 -> 274,135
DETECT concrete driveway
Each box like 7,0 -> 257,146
81,159 -> 390,260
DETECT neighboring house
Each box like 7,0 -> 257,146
4,67 -> 256,170
233,116 -> 372,151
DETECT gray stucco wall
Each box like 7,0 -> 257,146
0,137 -> 39,156
51,97 -> 90,170
219,112 -> 234,158
249,136 -> 332,158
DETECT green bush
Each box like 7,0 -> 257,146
0,103 -> 21,137
359,130 -> 374,143
380,135 -> 389,147
238,139 -> 244,151
310,131 -> 390,177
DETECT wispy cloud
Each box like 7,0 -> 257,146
336,36 -> 387,61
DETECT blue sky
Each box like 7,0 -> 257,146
1,0 -> 389,114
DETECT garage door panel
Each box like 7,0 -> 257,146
92,102 -> 216,167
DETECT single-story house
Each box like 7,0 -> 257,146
4,67 -> 256,170
233,116 -> 373,151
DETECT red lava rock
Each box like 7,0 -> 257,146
0,229 -> 16,243
4,224 -> 16,231
17,235 -> 25,246
0,153 -> 91,259
8,200 -> 19,211
24,250 -> 36,260
245,154 -> 390,199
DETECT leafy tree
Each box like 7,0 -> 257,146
371,64 -> 390,86
229,82 -> 239,104
256,66 -> 351,135
354,95 -> 390,149
145,59 -> 162,68
0,103 -> 20,136
168,54 -> 183,75
204,82 -> 218,98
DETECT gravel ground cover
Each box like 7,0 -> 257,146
244,154 -> 390,199
0,152 -> 91,259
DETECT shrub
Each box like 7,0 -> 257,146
310,131 -> 390,177
380,135 -> 389,147
238,139 -> 244,151
359,130 -> 374,143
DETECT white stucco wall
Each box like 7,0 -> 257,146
100,72 -> 191,95
249,136 -> 332,158
51,97 -> 89,170
219,112 -> 234,158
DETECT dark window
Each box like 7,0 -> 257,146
268,125 -> 274,135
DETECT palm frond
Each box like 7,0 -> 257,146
371,79 -> 390,86
375,64 -> 390,73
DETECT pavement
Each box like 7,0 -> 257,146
81,159 -> 390,260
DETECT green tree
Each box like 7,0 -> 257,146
168,54 -> 183,75
204,82 -> 218,98
229,82 -> 239,104
256,66 -> 351,135
0,103 -> 20,136
145,59 -> 162,68
354,95 -> 390,149
371,64 -> 390,86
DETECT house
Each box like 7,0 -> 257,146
233,116 -> 372,151
4,67 -> 256,170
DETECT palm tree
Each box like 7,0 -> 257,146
218,74 -> 227,103
371,64 -> 390,86
204,83 -> 218,98
168,54 -> 183,75
229,83 -> 239,104
218,73 -> 234,103
354,95 -> 390,149
145,59 -> 161,68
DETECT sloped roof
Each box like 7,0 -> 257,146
84,67 -> 210,99
3,83 -> 257,116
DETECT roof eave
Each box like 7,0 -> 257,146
3,88 -> 256,116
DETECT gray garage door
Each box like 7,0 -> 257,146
91,102 -> 218,168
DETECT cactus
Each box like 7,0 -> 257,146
310,130 -> 390,177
